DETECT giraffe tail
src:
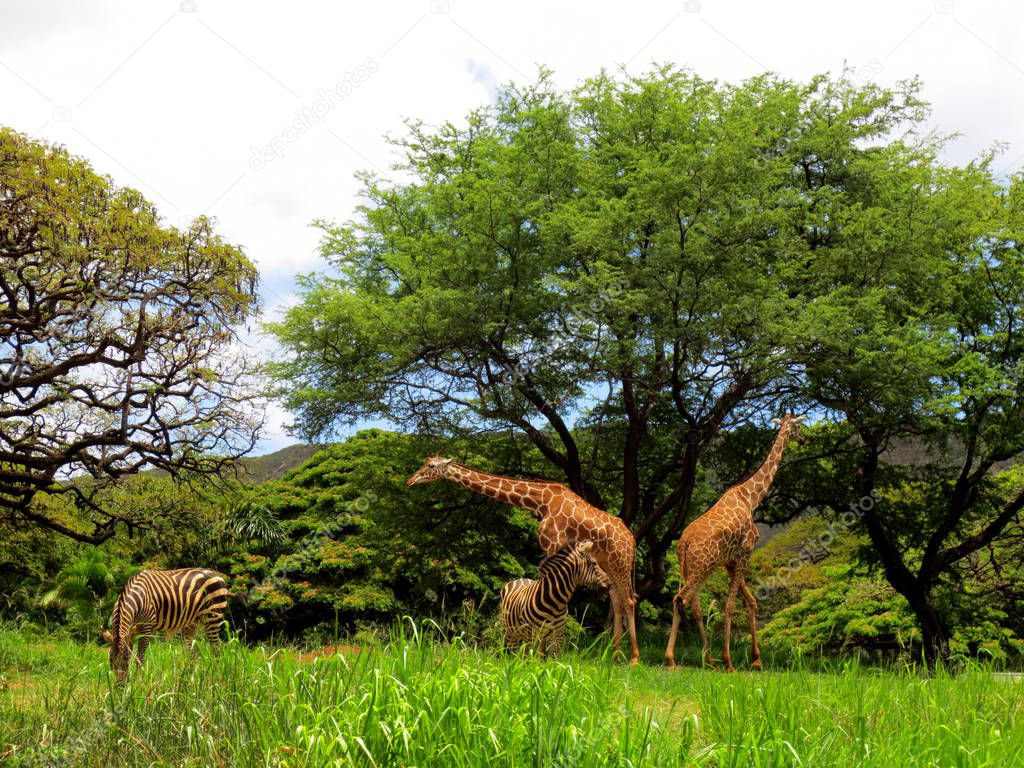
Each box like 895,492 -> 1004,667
627,535 -> 638,608
673,539 -> 689,606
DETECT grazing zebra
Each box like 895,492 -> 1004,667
100,568 -> 229,683
499,541 -> 610,656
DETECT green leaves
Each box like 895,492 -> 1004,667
225,503 -> 287,548
221,430 -> 538,635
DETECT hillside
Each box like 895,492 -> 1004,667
233,444 -> 325,484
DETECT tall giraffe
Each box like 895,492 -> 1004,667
407,458 -> 641,664
665,414 -> 806,672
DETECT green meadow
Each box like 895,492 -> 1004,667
2,625 -> 1022,768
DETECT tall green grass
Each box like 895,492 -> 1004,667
1,623 -> 1022,767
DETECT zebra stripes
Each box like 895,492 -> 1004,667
101,568 -> 229,683
499,541 -> 610,656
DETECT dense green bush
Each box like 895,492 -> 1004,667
219,430 -> 540,638
760,564 -> 921,658
756,513 -> 1024,664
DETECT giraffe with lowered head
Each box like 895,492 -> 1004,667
407,457 -> 641,664
665,413 -> 806,671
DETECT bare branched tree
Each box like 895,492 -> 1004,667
0,128 -> 266,543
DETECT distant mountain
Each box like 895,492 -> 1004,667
233,444 -> 325,484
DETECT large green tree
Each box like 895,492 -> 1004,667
0,128 -> 265,543
271,68 -> 927,598
271,67 -> 1024,666
270,67 -> 929,593
780,160 -> 1024,667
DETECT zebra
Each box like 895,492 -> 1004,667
100,568 -> 229,683
499,540 -> 611,656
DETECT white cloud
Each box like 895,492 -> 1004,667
258,400 -> 297,455
0,0 -> 108,53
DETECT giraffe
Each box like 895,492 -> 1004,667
407,457 -> 641,664
664,413 -> 806,672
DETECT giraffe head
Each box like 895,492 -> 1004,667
772,413 -> 807,445
407,455 -> 455,486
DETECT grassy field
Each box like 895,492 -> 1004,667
1,624 -> 1022,767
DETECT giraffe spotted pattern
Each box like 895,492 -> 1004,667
665,414 -> 806,672
408,457 -> 641,664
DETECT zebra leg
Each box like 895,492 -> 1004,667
134,636 -> 150,668
546,623 -> 566,657
201,618 -> 222,655
181,627 -> 197,657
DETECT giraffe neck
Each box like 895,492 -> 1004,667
741,426 -> 791,511
445,464 -> 550,518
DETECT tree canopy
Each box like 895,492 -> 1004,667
785,163 -> 1024,666
269,66 -> 1024,666
0,128 -> 265,543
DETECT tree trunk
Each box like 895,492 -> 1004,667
851,438 -> 952,672
903,583 -> 952,671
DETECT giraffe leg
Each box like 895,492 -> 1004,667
670,543 -> 717,669
665,587 -> 685,668
686,586 -> 717,670
608,585 -> 625,663
608,581 -> 639,666
624,591 -> 639,666
722,564 -> 742,673
738,576 -> 762,670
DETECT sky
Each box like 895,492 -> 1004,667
2,0 -> 1023,454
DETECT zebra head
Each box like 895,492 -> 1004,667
100,630 -> 130,683
574,541 -> 612,590
101,609 -> 132,683
542,541 -> 610,590
407,455 -> 454,486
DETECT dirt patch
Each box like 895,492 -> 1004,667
297,645 -> 365,663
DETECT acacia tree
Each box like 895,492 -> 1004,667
781,162 -> 1024,667
270,67 -> 938,601
0,128 -> 265,543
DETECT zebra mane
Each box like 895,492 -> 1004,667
108,598 -> 123,651
108,571 -> 141,652
538,541 -> 592,574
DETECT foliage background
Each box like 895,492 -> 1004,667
4,426 -> 1021,665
